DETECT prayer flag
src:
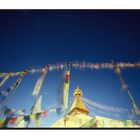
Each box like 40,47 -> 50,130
63,70 -> 70,110
0,68 -> 29,99
32,96 -> 42,127
32,66 -> 49,97
30,114 -> 35,119
32,96 -> 42,114
129,92 -> 140,116
8,117 -> 17,124
17,120 -> 26,128
42,111 -> 48,117
23,115 -> 30,122
133,102 -> 140,116
0,74 -> 9,87
16,110 -> 25,126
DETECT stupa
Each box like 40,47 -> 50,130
51,86 -> 140,128
51,86 -> 92,127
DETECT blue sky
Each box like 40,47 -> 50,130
0,10 -> 140,127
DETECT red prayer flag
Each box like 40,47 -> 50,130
42,111 -> 48,117
8,117 -> 17,124
65,74 -> 69,81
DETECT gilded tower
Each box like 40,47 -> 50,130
51,86 -> 92,127
68,86 -> 89,115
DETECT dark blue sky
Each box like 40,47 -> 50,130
0,10 -> 140,70
0,10 -> 140,126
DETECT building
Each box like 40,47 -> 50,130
51,87 -> 140,128
51,86 -> 92,127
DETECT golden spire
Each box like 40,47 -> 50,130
68,86 -> 89,115
73,86 -> 83,97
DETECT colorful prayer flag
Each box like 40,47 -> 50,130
0,74 -> 9,87
32,66 -> 49,97
65,71 -> 70,83
128,91 -> 140,116
42,111 -> 48,117
132,102 -> 140,116
8,117 -> 17,124
23,115 -> 30,122
0,68 -> 29,99
63,69 -> 70,110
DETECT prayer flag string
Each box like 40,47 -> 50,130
112,61 -> 140,116
0,68 -> 29,106
0,61 -> 140,77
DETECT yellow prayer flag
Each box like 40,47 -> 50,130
30,114 -> 36,119
63,70 -> 70,110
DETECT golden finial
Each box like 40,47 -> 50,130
73,86 -> 83,97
